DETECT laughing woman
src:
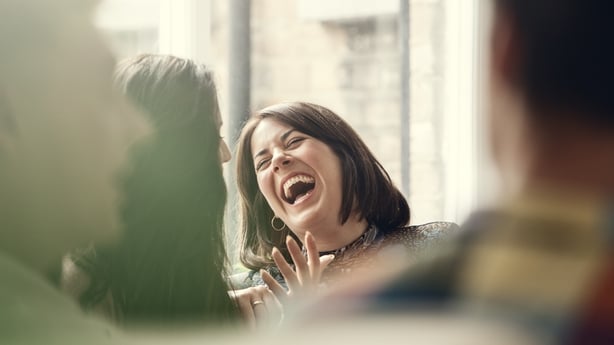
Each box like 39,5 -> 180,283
232,102 -> 456,307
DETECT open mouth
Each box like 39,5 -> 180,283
282,174 -> 315,205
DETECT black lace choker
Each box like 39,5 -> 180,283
304,224 -> 379,259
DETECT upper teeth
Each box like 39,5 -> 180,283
283,175 -> 315,198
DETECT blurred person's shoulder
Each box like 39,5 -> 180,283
0,251 -> 124,344
373,192 -> 611,301
363,192 -> 614,341
277,312 -> 544,345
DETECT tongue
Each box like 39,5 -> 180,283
288,181 -> 315,204
293,190 -> 310,204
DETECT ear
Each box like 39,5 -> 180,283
490,7 -> 522,87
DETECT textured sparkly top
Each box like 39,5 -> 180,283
231,221 -> 458,289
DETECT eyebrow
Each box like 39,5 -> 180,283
253,129 -> 297,159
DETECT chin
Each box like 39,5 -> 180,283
288,216 -> 323,234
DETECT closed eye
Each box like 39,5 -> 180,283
255,157 -> 271,171
286,137 -> 305,148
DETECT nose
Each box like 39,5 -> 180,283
219,139 -> 231,164
271,148 -> 292,172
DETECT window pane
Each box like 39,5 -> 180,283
95,0 -> 160,60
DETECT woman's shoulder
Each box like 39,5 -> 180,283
382,221 -> 459,251
402,221 -> 459,238
229,270 -> 255,289
229,267 -> 287,290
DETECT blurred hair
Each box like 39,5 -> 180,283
72,54 -> 236,323
495,0 -> 614,125
236,101 -> 410,270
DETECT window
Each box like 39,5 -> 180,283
96,0 -> 497,232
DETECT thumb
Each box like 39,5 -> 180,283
319,254 -> 335,269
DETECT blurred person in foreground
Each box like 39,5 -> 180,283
346,0 -> 614,343
0,0 -> 150,343
62,54 -> 239,327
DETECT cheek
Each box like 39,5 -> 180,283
256,173 -> 277,204
331,170 -> 345,205
322,151 -> 344,187
327,155 -> 345,207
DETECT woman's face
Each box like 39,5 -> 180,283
250,118 -> 343,237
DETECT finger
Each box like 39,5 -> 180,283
261,287 -> 284,325
312,254 -> 335,283
286,236 -> 309,285
251,300 -> 266,317
319,254 -> 335,268
250,292 -> 268,326
230,291 -> 256,329
271,247 -> 300,290
261,269 -> 287,301
304,232 -> 320,279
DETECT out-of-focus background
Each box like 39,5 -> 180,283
96,0 -> 499,260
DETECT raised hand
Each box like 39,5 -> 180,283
261,231 -> 334,301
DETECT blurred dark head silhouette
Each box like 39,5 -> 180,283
494,0 -> 614,125
69,54 -> 237,325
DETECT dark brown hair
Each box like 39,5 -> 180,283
236,101 -> 410,270
71,54 -> 237,323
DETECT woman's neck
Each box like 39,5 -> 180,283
304,214 -> 369,252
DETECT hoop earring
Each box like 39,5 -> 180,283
271,216 -> 286,232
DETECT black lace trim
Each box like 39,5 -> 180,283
301,224 -> 381,260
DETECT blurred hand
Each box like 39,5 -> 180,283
228,286 -> 282,329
